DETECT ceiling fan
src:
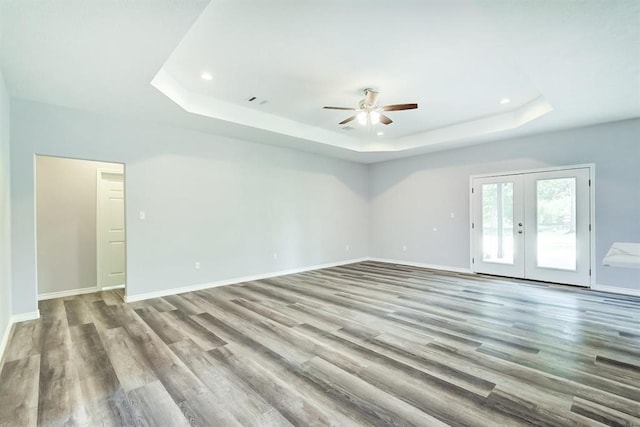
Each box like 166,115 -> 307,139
323,88 -> 418,126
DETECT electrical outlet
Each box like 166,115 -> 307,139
273,252 -> 278,260
194,262 -> 200,270
139,211 -> 146,220
345,244 -> 350,252
402,245 -> 407,252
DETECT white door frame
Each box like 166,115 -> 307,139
469,163 -> 596,287
96,168 -> 126,290
471,174 -> 525,278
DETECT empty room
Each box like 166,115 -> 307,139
0,1 -> 639,426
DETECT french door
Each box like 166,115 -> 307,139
472,167 -> 591,286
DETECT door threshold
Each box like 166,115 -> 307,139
473,272 -> 590,288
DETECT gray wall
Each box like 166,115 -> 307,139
370,118 -> 640,291
36,156 -> 123,295
9,98 -> 640,317
11,100 -> 369,315
0,70 -> 11,346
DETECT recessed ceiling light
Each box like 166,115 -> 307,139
377,131 -> 384,136
200,72 -> 213,81
500,98 -> 510,105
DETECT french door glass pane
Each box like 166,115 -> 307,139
482,182 -> 514,264
536,177 -> 577,270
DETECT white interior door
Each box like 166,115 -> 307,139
472,167 -> 591,286
98,171 -> 126,288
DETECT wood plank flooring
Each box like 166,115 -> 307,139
1,261 -> 640,426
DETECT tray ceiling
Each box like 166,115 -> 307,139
1,0 -> 638,162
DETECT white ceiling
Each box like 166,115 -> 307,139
1,0 -> 639,163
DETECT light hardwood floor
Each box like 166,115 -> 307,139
1,261 -> 639,426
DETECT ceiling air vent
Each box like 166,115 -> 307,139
247,96 -> 268,106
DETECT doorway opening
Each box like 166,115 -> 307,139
470,165 -> 594,287
35,155 -> 126,300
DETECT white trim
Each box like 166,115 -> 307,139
101,284 -> 126,291
469,163 -> 596,180
469,163 -> 596,287
367,257 -> 472,274
0,321 -> 14,366
33,154 -> 40,319
589,164 -> 596,287
1,310 -> 41,364
125,257 -> 369,303
469,173 -> 474,272
591,284 -> 640,298
10,310 -> 40,323
367,260 -> 638,298
96,168 -> 126,291
38,286 -> 99,301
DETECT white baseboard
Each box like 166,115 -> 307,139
101,284 -> 125,291
591,284 -> 640,298
38,286 -> 98,301
366,259 -> 640,297
0,320 -> 14,366
1,310 -> 41,365
367,257 -> 472,274
10,310 -> 40,323
125,257 -> 369,303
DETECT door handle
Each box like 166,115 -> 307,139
518,230 -> 523,234
518,223 -> 523,227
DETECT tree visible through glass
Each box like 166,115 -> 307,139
482,182 -> 514,264
536,177 -> 577,270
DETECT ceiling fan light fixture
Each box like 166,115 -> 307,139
357,111 -> 367,125
324,89 -> 417,127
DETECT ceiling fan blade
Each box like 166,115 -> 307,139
323,106 -> 356,111
364,89 -> 379,106
380,103 -> 418,111
339,115 -> 357,125
379,114 -> 393,125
